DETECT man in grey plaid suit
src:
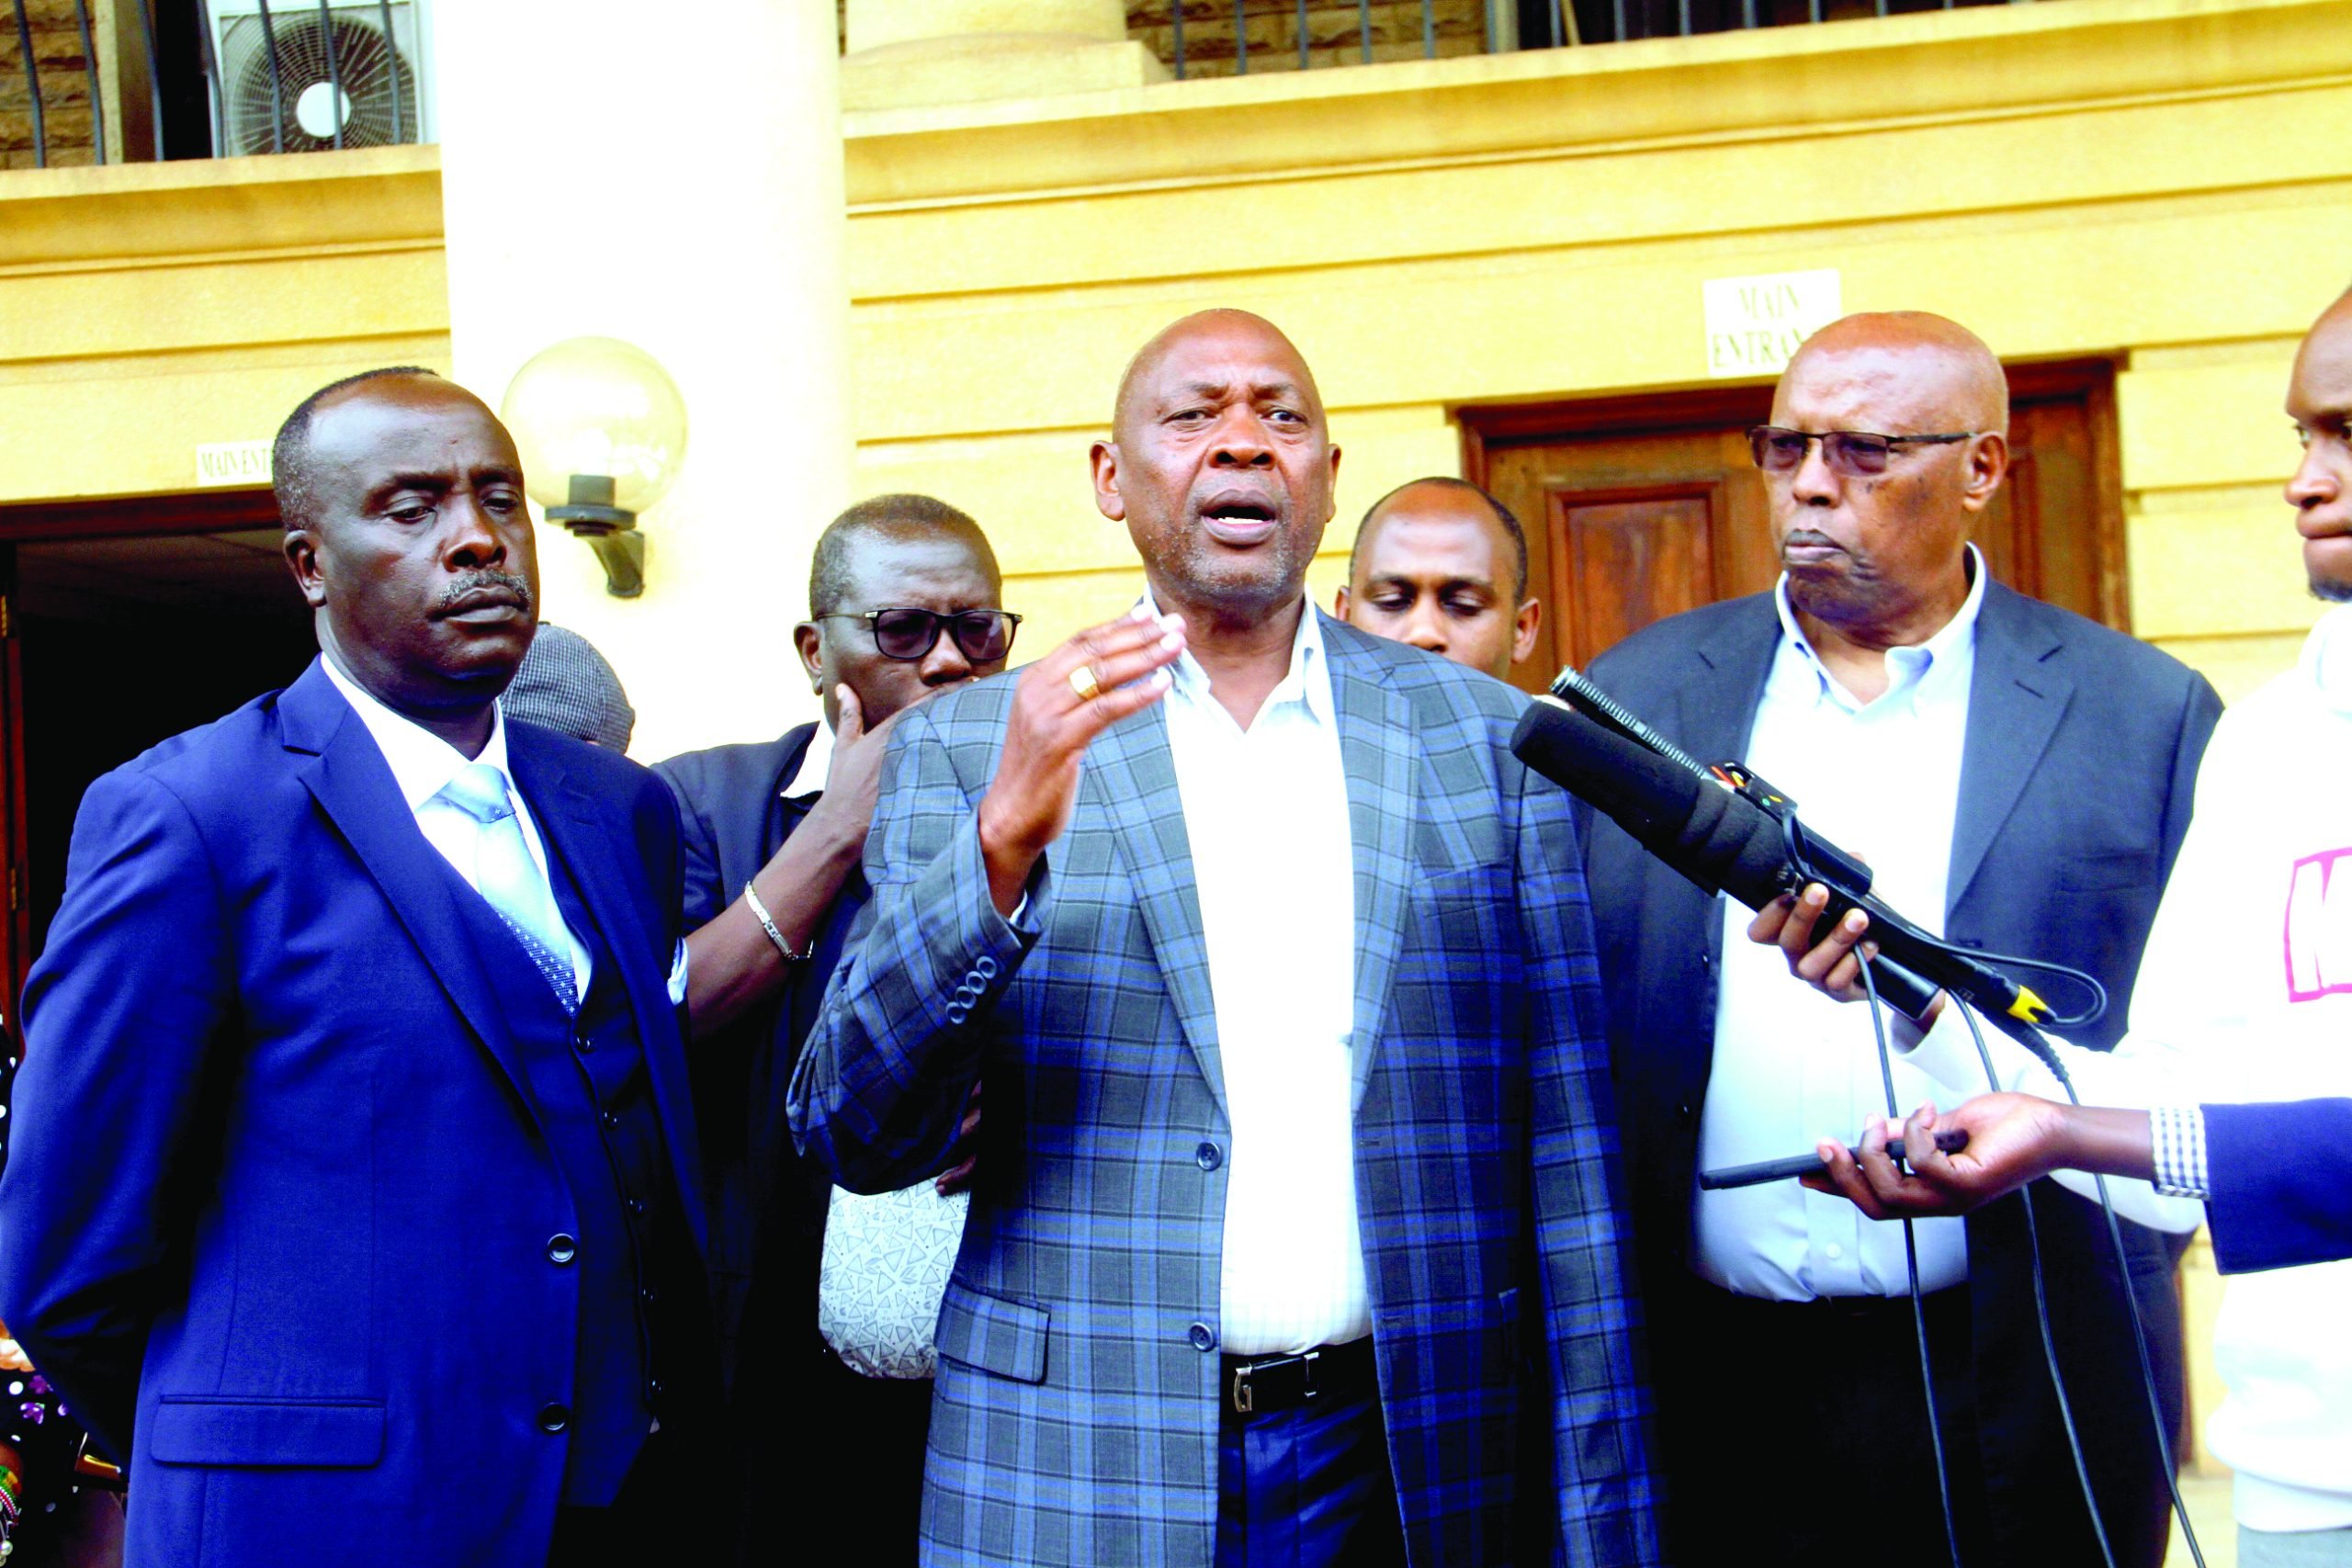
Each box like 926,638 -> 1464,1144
789,310 -> 1659,1566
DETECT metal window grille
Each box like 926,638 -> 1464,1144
4,0 -> 423,168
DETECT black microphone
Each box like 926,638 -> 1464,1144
1511,696 -> 2052,1029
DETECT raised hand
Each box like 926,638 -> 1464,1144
976,604 -> 1186,913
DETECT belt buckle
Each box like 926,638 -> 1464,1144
1230,1349 -> 1321,1416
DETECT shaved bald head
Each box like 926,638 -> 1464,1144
1765,310 -> 2012,659
1092,308 -> 1341,631
1112,309 -> 1327,442
1787,311 -> 2009,435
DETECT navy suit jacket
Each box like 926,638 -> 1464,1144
0,659 -> 707,1566
2204,1099 -> 2352,1275
1582,581 -> 2221,1566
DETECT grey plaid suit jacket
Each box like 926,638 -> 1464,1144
789,614 -> 1660,1566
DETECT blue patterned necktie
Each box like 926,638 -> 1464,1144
437,762 -> 578,1014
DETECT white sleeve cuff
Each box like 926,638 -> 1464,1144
2149,1104 -> 2211,1200
667,937 -> 690,1007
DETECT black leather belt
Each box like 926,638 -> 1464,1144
1221,1337 -> 1377,1418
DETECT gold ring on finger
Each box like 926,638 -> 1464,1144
1068,664 -> 1102,703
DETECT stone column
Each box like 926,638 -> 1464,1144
842,0 -> 1167,110
433,0 -> 848,761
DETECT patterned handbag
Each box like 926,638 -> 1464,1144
816,1181 -> 971,1380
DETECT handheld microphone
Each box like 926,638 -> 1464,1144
1511,691 -> 2054,1031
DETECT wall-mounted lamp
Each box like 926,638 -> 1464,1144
500,336 -> 688,598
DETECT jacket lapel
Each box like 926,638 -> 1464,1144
1320,623 -> 1419,1113
281,660 -> 542,1118
1948,583 -> 2070,915
1083,701 -> 1227,1117
1681,601 -> 1782,959
509,726 -> 710,1259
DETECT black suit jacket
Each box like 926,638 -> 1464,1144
1583,581 -> 2222,1566
652,723 -> 854,1382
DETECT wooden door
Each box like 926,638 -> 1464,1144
1464,364 -> 2127,694
0,489 -> 294,1057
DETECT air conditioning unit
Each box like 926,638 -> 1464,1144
209,0 -> 436,156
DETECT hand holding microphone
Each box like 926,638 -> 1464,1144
1749,882 -> 1945,1022
1508,671 -> 2084,1037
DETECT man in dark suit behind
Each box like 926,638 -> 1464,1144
0,368 -> 721,1565
653,494 -> 1010,1562
1581,312 -> 2221,1564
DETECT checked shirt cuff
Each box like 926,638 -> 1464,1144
2149,1105 -> 2211,1200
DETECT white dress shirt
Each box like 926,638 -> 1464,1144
1157,595 -> 1370,1356
322,655 -> 690,1007
784,716 -> 832,803
1693,550 -> 1987,1300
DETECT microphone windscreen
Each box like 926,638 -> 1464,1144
1510,699 -> 1704,841
1511,698 -> 1791,905
1674,770 -> 1797,909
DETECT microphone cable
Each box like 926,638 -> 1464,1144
1952,1001 -> 2120,1568
1857,951 -> 1964,1568
1963,1004 -> 2211,1568
1793,815 -> 2127,1568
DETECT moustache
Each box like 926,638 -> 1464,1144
436,571 -> 534,614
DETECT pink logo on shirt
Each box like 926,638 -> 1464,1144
2285,847 -> 2352,1002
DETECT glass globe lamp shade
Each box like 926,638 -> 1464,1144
501,336 -> 689,518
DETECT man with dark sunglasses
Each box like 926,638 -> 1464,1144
652,492 -> 1012,1564
1577,311 -> 2222,1564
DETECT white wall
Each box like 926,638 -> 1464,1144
434,0 -> 849,761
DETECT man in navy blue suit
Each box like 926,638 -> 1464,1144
0,368 -> 720,1566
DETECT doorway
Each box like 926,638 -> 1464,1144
1462,362 -> 2128,694
0,491 -> 317,1038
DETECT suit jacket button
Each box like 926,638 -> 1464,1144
1188,1322 -> 1216,1352
538,1403 -> 571,1434
945,1002 -> 969,1025
975,955 -> 999,980
1194,1141 -> 1223,1171
1678,1103 -> 1695,1126
547,1234 -> 578,1265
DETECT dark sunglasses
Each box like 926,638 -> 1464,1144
819,607 -> 1023,663
1747,425 -> 1974,479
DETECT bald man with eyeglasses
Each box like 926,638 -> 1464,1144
1576,312 -> 2222,1564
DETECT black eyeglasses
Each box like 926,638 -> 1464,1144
817,607 -> 1023,663
1747,425 -> 1975,479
